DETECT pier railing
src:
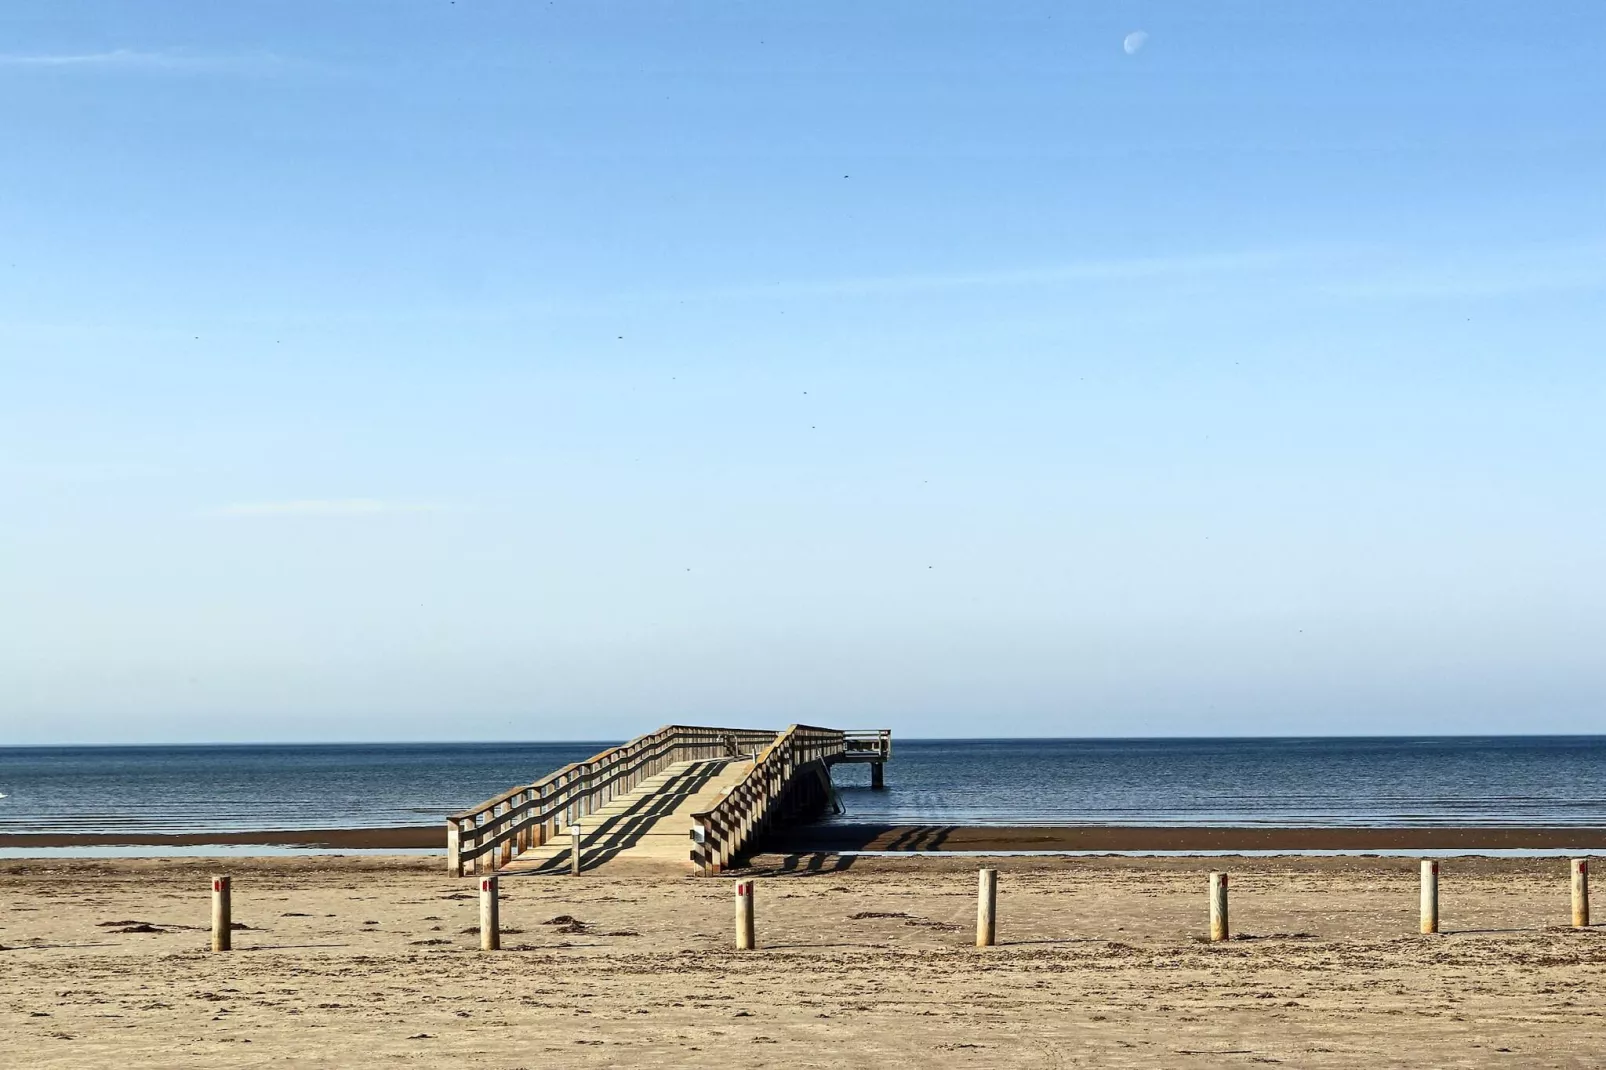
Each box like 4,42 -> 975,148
446,724 -> 778,876
843,729 -> 892,762
689,724 -> 847,875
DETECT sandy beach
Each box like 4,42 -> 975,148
2,853 -> 1602,1068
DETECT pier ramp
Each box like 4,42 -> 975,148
446,724 -> 890,876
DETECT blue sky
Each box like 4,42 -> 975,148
3,3 -> 1604,743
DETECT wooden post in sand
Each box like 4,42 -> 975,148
976,868 -> 998,947
571,824 -> 584,876
1420,859 -> 1439,934
1572,858 -> 1590,928
479,874 -> 500,951
211,875 -> 232,952
735,879 -> 756,950
1209,872 -> 1229,942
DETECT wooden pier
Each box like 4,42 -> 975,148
445,724 -> 890,877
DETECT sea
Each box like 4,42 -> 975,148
3,737 -> 1605,851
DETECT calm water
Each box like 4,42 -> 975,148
2,737 -> 1605,837
0,742 -> 608,836
830,737 -> 1606,828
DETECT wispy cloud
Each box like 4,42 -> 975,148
0,49 -> 287,75
292,245 -> 1354,328
708,241 -> 1606,306
677,247 -> 1316,304
211,499 -> 446,518
1318,242 -> 1606,300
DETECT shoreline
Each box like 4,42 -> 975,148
7,823 -> 1606,853
0,826 -> 444,850
782,823 -> 1606,852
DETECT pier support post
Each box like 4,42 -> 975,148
1573,858 -> 1590,928
976,868 -> 997,947
211,875 -> 232,952
870,762 -> 885,790
1209,872 -> 1229,942
735,879 -> 756,950
1420,859 -> 1439,934
480,874 -> 500,951
571,824 -> 584,876
445,822 -> 462,877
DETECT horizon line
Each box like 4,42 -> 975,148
6,731 -> 1606,749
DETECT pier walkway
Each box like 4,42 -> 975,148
446,724 -> 890,877
498,757 -> 754,874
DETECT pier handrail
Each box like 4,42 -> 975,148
843,729 -> 892,761
446,724 -> 778,876
689,724 -> 847,874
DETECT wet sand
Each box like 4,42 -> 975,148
2,853 -> 1602,1068
778,824 -> 1606,852
12,824 -> 1606,853
0,827 -> 443,850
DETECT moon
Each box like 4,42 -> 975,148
1123,30 -> 1149,55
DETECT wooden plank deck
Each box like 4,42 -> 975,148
498,757 -> 755,874
447,726 -> 888,876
